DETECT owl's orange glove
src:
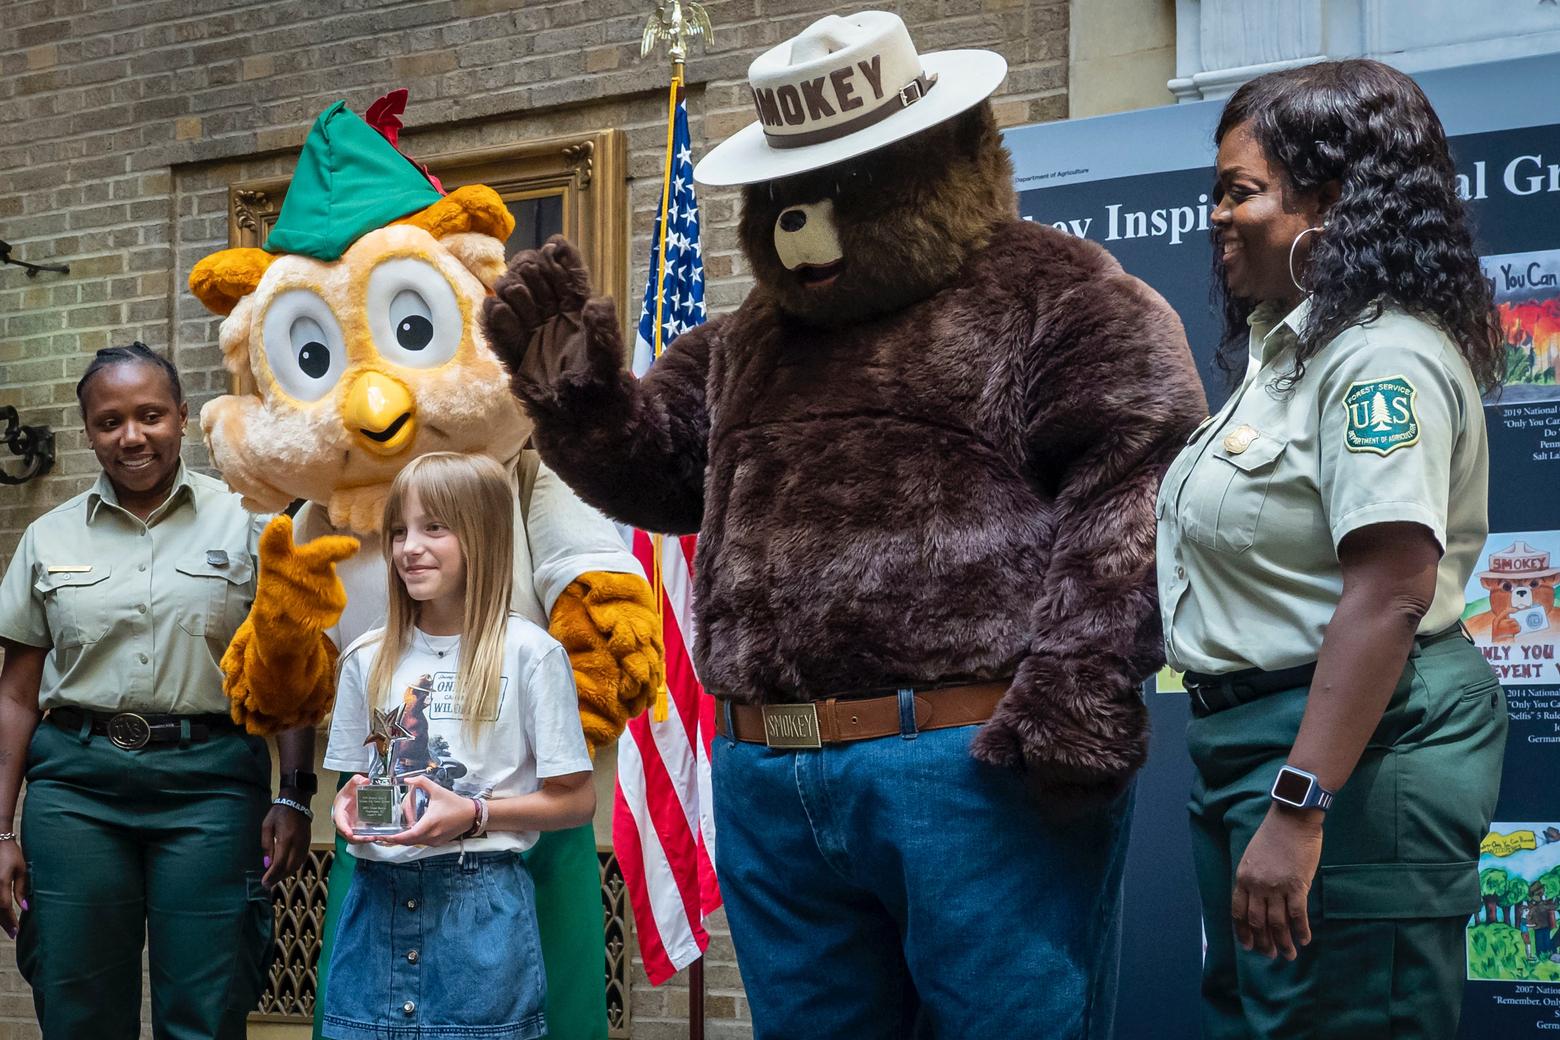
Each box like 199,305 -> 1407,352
222,515 -> 360,734
548,571 -> 666,754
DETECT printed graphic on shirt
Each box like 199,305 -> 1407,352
1481,248 -> 1560,406
1342,376 -> 1420,456
391,672 -> 501,797
1467,821 -> 1560,983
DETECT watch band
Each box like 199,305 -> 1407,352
1270,765 -> 1335,812
278,769 -> 318,795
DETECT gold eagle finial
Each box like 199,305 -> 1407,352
641,0 -> 713,65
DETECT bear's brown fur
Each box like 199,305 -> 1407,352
485,101 -> 1207,793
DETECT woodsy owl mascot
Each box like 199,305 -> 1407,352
188,92 -> 663,1040
484,13 -> 1205,1040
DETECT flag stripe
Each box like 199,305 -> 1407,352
611,740 -> 704,984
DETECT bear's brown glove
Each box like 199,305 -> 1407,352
482,235 -> 625,413
971,653 -> 1149,802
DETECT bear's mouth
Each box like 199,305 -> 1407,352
793,259 -> 846,289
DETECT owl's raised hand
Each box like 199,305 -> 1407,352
483,234 -> 623,409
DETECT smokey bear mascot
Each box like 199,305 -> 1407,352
484,11 -> 1206,1039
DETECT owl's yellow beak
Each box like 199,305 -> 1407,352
343,370 -> 416,456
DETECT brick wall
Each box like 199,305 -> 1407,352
0,1 -> 1070,1036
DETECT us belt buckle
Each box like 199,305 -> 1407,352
760,704 -> 822,749
107,712 -> 151,750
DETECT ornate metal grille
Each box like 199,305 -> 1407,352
254,845 -> 334,1020
251,846 -> 634,1034
601,849 -> 632,1038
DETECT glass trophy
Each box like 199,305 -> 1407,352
354,705 -> 413,836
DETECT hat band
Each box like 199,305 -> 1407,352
762,72 -> 938,150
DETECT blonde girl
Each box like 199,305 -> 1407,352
322,452 -> 594,1040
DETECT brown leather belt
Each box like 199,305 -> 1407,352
716,681 -> 1008,748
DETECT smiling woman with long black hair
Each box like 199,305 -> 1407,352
0,343 -> 317,1038
1156,60 -> 1507,1039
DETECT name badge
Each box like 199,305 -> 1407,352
46,565 -> 92,574
761,704 -> 822,749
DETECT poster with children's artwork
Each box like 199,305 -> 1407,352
1464,533 -> 1560,685
1484,249 -> 1560,405
1467,822 -> 1560,1029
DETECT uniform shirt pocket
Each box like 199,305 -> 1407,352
1183,434 -> 1287,553
32,566 -> 113,649
173,554 -> 255,639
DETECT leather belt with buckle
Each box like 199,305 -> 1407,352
716,681 -> 1009,748
48,706 -> 240,749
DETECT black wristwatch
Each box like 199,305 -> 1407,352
278,769 -> 318,795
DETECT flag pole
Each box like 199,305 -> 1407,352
640,7 -> 712,1038
647,61 -> 680,725
662,48 -> 707,1040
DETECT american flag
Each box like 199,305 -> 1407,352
612,94 -> 721,987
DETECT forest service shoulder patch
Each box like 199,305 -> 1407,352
1343,376 -> 1420,456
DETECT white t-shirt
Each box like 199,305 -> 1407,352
324,614 -> 592,861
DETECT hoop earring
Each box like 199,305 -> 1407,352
1288,224 -> 1326,294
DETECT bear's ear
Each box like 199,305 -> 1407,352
394,184 -> 515,243
190,248 -> 276,316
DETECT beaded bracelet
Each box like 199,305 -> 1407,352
273,796 -> 314,821
0,832 -> 15,842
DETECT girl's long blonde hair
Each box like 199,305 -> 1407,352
367,452 -> 515,732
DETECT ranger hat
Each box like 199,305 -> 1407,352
693,10 -> 1006,186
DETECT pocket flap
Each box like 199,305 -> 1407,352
1320,861 -> 1480,919
175,554 -> 254,585
34,565 -> 111,593
1214,434 -> 1286,472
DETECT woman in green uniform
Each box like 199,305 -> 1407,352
0,344 -> 317,1039
1157,61 -> 1507,1039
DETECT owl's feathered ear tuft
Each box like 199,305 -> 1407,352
440,232 -> 506,289
394,184 -> 514,243
190,248 -> 276,316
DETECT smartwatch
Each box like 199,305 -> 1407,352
278,769 -> 319,795
1270,765 -> 1334,812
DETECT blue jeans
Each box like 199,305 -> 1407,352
713,702 -> 1133,1040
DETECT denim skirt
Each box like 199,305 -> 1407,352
322,850 -> 547,1040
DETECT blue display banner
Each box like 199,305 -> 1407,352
1004,53 -> 1560,1038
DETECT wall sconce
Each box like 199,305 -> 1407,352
0,406 -> 54,485
0,239 -> 70,278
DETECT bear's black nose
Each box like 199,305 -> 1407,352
778,209 -> 807,233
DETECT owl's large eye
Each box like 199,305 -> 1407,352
260,289 -> 347,403
366,258 -> 461,369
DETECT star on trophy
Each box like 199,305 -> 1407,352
354,704 -> 414,835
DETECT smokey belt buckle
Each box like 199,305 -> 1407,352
106,712 -> 152,750
760,704 -> 822,749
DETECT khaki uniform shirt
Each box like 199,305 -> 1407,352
0,464 -> 266,713
1156,300 -> 1489,675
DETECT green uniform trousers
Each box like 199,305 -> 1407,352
16,719 -> 273,1040
1188,635 -> 1506,1040
313,783 -> 609,1040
